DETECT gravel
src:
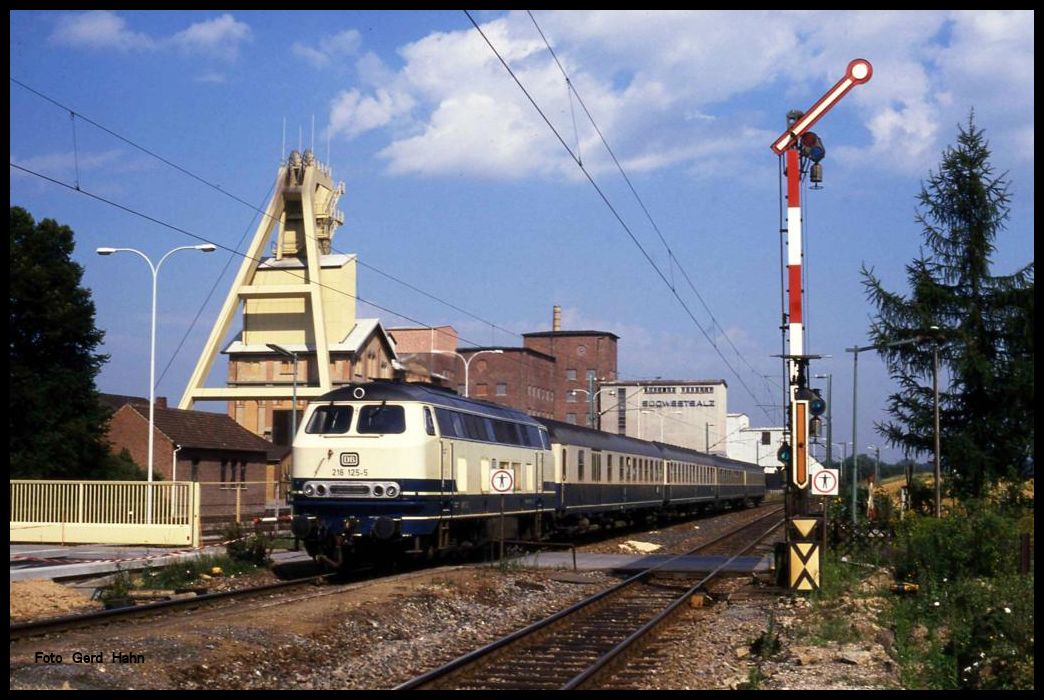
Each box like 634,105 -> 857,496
9,505 -> 901,690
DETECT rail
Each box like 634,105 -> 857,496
396,506 -> 784,690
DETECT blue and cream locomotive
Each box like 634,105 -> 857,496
290,381 -> 765,567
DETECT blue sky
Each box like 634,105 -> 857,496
10,10 -> 1034,464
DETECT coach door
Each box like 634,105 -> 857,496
437,440 -> 454,549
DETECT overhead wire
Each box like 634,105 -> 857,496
471,10 -> 773,422
11,69 -> 742,407
526,11 -> 778,395
9,77 -> 523,360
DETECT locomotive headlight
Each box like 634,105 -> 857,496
303,483 -> 316,497
385,484 -> 399,498
316,484 -> 327,497
372,484 -> 385,497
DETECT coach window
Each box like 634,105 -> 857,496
578,450 -> 585,482
357,405 -> 406,434
607,454 -> 614,482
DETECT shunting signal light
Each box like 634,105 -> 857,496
809,388 -> 826,417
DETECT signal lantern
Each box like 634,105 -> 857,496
809,388 -> 826,417
777,442 -> 792,465
800,132 -> 826,163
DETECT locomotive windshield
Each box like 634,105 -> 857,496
306,405 -> 353,434
357,404 -> 406,434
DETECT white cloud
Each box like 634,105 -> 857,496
49,11 -> 251,61
50,10 -> 154,51
171,14 -> 252,60
194,72 -> 228,84
323,10 -> 1032,182
328,88 -> 416,140
10,149 -> 154,184
293,29 -> 362,68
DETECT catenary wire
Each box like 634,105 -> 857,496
467,10 -> 773,423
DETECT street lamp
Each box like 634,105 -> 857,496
266,343 -> 299,445
97,243 -> 216,523
433,349 -> 503,398
569,387 -> 618,429
832,441 -> 849,481
846,334 -> 923,525
867,444 -> 881,483
928,325 -> 944,517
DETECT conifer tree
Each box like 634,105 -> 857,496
861,114 -> 1034,500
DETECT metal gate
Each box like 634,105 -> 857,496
9,480 -> 201,547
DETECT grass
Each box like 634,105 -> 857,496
137,554 -> 260,590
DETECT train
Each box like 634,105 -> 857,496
289,381 -> 766,567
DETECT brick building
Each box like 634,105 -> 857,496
522,329 -> 619,426
462,346 -> 556,419
386,325 -> 461,387
105,396 -> 282,521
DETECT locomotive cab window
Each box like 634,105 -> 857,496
357,404 -> 406,434
305,405 -> 353,434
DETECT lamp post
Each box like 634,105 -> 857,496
867,444 -> 881,483
832,441 -> 849,482
433,349 -> 503,397
97,243 -> 216,524
929,325 -> 943,517
266,343 -> 299,445
846,335 -> 922,525
569,387 -> 618,429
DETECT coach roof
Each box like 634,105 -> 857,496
536,417 -> 662,458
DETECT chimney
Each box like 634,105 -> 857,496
553,305 -> 561,332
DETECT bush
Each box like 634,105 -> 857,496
890,502 -> 1033,689
893,503 -> 1020,587
224,523 -> 272,566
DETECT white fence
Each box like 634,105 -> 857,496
10,480 -> 201,547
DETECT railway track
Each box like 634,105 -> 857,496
9,573 -> 336,641
396,506 -> 784,690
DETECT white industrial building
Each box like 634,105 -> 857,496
597,380 -> 727,454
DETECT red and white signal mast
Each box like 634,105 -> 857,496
771,59 -> 872,591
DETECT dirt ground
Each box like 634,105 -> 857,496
10,580 -> 103,620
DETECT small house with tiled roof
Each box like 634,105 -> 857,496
104,395 -> 280,522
